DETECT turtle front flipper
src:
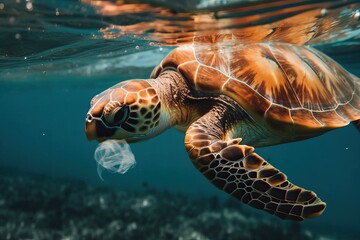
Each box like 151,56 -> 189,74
185,107 -> 326,221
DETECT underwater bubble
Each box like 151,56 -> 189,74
26,2 -> 33,11
354,10 -> 359,21
9,17 -> 15,24
94,139 -> 136,180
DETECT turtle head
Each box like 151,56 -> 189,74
85,80 -> 167,143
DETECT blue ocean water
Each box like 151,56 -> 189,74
1,0 -> 360,239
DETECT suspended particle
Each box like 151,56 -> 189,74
9,17 -> 15,24
354,10 -> 359,21
320,8 -> 327,17
26,2 -> 33,11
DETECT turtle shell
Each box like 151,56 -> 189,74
151,40 -> 360,133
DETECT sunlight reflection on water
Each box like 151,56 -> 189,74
1,0 -> 359,78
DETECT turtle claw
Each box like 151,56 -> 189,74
227,138 -> 242,145
220,145 -> 255,161
209,138 -> 243,152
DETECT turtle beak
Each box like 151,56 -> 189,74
85,114 -> 97,141
85,113 -> 116,142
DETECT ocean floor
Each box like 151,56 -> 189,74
0,170 -> 356,240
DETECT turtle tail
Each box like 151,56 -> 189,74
353,120 -> 360,132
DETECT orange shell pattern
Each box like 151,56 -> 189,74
151,40 -> 360,132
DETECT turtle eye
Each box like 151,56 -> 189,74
103,101 -> 129,127
113,105 -> 130,125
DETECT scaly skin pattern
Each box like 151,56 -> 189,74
86,40 -> 359,221
184,106 -> 326,221
86,80 -> 162,141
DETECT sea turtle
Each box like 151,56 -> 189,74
85,39 -> 360,221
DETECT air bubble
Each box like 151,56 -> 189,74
26,2 -> 33,11
9,17 -> 15,24
135,45 -> 140,50
15,33 -> 21,40
354,10 -> 359,21
159,47 -> 163,52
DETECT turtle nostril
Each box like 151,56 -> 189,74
86,113 -> 93,122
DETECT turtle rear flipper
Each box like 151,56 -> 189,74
185,107 -> 326,221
